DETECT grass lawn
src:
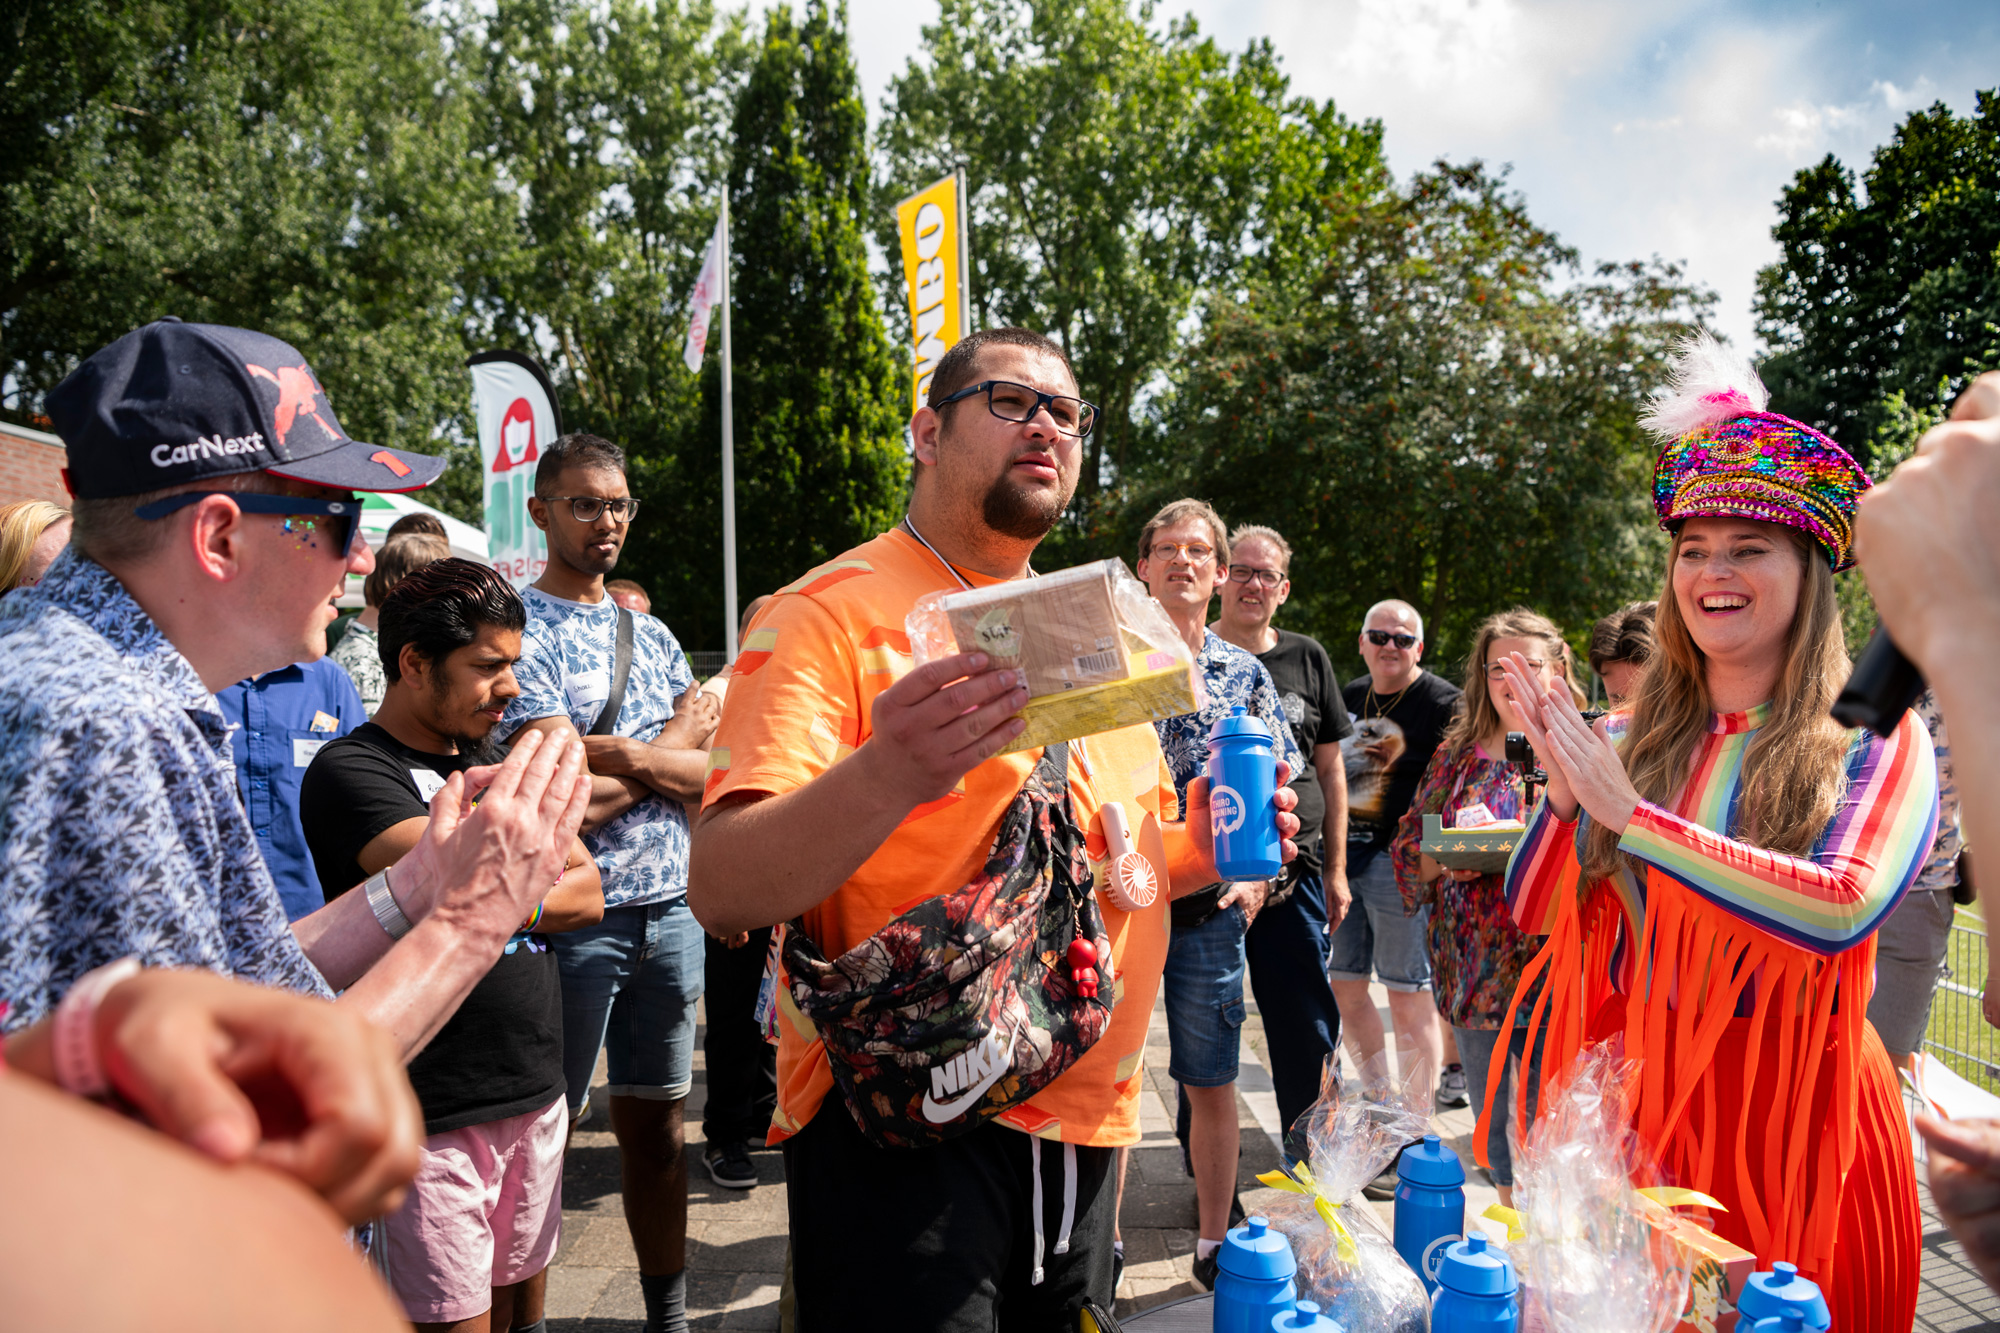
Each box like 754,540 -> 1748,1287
1924,904 -> 1999,1094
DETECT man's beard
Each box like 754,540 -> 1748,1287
429,682 -> 506,761
560,535 -> 621,576
981,471 -> 1069,541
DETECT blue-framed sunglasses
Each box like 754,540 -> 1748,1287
133,492 -> 366,558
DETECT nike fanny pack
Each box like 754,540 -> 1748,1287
781,741 -> 1116,1150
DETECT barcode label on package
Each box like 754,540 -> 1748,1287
1073,650 -> 1122,675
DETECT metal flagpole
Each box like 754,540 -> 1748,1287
720,192 -> 740,662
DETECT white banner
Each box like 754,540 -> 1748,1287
682,212 -> 727,372
467,352 -> 562,587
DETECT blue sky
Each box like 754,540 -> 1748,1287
829,0 -> 1998,351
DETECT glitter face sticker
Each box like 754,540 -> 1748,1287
281,516 -> 322,552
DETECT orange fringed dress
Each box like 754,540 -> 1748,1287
1486,704 -> 1939,1332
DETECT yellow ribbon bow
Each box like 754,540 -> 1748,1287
1255,1160 -> 1359,1264
1480,1186 -> 1726,1244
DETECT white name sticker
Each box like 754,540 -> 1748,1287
293,738 -> 328,768
411,768 -> 449,805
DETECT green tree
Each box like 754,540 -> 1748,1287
876,0 -> 1387,533
2,0 -> 513,514
1755,92 -> 2000,467
678,0 -> 907,637
1139,163 -> 1712,672
473,0 -> 750,627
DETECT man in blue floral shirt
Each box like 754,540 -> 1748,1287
0,318 -> 587,1058
501,431 -> 717,1333
1134,498 -> 1302,1289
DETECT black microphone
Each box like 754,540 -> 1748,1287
1831,626 -> 1925,736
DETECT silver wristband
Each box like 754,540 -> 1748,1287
364,867 -> 414,940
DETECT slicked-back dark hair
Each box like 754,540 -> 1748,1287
379,558 -> 527,683
535,432 -> 627,499
925,328 -> 1075,411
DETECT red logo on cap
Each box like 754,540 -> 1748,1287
371,450 -> 413,478
246,363 -> 339,447
491,398 -> 539,473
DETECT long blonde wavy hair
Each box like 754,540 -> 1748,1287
1580,523 -> 1853,881
1443,607 -> 1571,756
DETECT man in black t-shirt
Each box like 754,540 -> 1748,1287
302,560 -> 603,1331
1334,599 -> 1463,1111
1212,525 -> 1353,1153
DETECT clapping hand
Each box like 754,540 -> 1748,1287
1498,652 -> 1638,832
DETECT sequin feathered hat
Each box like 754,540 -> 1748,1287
1644,333 -> 1871,572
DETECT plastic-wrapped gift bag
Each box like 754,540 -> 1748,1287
1255,1054 -> 1434,1333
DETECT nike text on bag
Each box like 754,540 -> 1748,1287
782,742 -> 1115,1149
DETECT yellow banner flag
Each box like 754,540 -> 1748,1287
895,170 -> 971,417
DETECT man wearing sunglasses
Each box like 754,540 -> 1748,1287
1333,600 -> 1462,1120
0,319 -> 590,1124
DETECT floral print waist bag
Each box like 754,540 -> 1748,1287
780,742 -> 1116,1149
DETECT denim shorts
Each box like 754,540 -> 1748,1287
1163,899 -> 1249,1087
549,898 -> 705,1116
1325,844 -> 1433,992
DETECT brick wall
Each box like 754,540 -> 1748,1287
0,423 -> 69,506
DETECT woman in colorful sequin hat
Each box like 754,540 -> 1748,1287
1479,334 -> 1936,1332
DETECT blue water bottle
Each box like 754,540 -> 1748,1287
1749,1310 -> 1814,1333
1737,1263 -> 1830,1331
1394,1133 -> 1467,1294
1431,1234 -> 1519,1333
1207,708 -> 1282,881
1212,1216 -> 1297,1333
1270,1299 -> 1341,1332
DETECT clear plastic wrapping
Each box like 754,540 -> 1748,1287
1257,1055 -> 1433,1333
906,558 -> 1203,754
1508,1041 -> 1693,1333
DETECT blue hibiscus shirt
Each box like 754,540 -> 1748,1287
0,550 -> 331,1029
1154,628 -> 1304,818
504,586 -> 696,909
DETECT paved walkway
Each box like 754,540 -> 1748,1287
546,985 -> 2000,1330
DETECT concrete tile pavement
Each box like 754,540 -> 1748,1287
543,984 -> 2000,1330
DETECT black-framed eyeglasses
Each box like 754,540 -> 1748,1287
1228,565 -> 1285,588
546,496 -> 640,524
134,492 -> 366,559
1364,629 -> 1418,649
934,380 -> 1097,438
1485,658 -> 1548,679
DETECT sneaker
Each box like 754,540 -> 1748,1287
702,1139 -> 758,1190
1437,1063 -> 1470,1108
1192,1249 -> 1220,1291
1361,1144 -> 1406,1201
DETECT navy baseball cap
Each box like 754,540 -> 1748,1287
46,318 -> 447,500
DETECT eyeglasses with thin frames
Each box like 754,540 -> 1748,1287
1227,566 -> 1285,588
1364,629 -> 1418,650
1484,658 -> 1549,679
1148,541 -> 1215,566
546,496 -> 640,524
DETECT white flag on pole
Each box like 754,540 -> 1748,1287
681,212 -> 727,372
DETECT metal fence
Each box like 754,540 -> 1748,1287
1925,906 -> 2000,1093
687,650 -> 729,679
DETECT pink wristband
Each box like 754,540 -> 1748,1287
52,957 -> 141,1098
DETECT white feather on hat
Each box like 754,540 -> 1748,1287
1639,332 -> 1770,444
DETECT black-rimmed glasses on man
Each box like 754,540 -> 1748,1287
1227,566 -> 1285,587
546,496 -> 640,524
933,380 -> 1098,439
1364,629 -> 1418,649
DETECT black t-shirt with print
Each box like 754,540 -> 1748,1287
1340,670 -> 1463,852
1253,630 -> 1354,864
300,722 -> 564,1135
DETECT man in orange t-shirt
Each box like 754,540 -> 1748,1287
690,328 -> 1297,1329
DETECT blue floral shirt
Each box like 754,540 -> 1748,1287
0,550 -> 331,1029
503,587 -> 696,909
1154,629 -> 1304,819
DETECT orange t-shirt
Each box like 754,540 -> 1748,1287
702,528 -> 1183,1147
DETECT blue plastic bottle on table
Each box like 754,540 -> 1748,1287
1212,1216 -> 1297,1333
1207,707 -> 1281,881
1431,1233 -> 1519,1333
1270,1298 -> 1341,1332
1394,1132 -> 1466,1294
1737,1263 -> 1830,1331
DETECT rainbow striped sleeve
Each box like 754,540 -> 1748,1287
1616,712 -> 1939,955
1504,796 -> 1579,936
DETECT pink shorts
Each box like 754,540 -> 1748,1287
376,1096 -> 567,1323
